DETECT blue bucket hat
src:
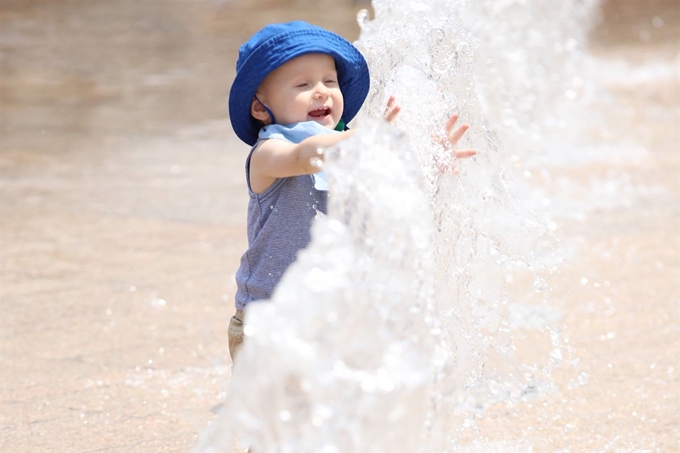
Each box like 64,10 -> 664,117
229,21 -> 370,146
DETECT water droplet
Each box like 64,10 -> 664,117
532,278 -> 544,293
357,9 -> 370,28
149,297 -> 166,307
455,41 -> 470,55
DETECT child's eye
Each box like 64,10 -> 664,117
324,79 -> 338,85
295,82 -> 309,88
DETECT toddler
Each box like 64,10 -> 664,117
227,21 -> 474,361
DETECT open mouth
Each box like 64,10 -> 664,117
308,106 -> 331,119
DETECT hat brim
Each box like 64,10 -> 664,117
229,28 -> 370,146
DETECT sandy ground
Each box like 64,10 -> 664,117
1,0 -> 678,452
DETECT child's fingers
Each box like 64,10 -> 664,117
383,95 -> 396,116
448,148 -> 476,176
385,104 -> 401,122
448,123 -> 470,145
383,96 -> 400,122
442,114 -> 476,174
445,113 -> 460,133
453,148 -> 477,159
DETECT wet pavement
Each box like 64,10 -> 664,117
1,0 -> 678,452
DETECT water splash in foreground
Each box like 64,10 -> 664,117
196,0 -> 600,451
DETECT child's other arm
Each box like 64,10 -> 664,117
384,96 -> 476,174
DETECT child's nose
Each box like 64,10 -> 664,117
313,82 -> 330,98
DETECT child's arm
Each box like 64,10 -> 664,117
249,130 -> 356,193
250,97 -> 399,192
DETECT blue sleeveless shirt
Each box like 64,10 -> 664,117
234,122 -> 336,309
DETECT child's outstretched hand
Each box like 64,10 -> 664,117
383,95 -> 401,123
443,113 -> 477,175
379,97 -> 476,175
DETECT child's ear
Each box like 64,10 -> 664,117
250,97 -> 271,124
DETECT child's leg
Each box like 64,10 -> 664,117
228,309 -> 245,362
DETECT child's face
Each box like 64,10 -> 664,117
253,53 -> 344,129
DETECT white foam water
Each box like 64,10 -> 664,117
195,0 -> 604,451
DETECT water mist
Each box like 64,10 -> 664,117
196,1 -> 601,451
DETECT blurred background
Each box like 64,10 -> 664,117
1,0 -> 678,452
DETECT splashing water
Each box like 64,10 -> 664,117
196,1 -> 600,451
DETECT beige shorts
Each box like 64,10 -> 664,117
228,309 -> 245,362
